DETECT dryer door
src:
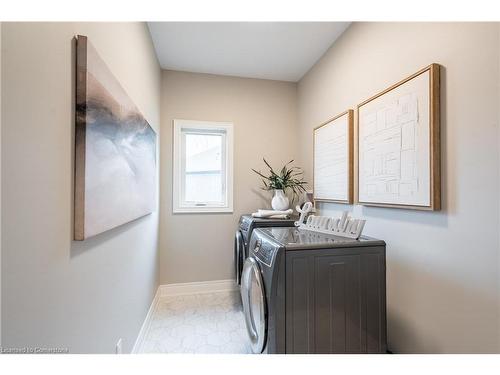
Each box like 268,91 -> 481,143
241,257 -> 267,353
234,230 -> 245,285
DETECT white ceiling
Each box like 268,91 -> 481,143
147,22 -> 350,82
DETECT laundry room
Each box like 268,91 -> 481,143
1,2 -> 500,373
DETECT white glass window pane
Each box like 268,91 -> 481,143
185,172 -> 222,203
184,132 -> 225,204
185,133 -> 222,173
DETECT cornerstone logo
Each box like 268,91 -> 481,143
0,347 -> 69,354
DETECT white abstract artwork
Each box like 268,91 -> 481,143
75,36 -> 157,240
314,111 -> 352,203
358,70 -> 431,207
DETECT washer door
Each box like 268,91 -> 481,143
234,231 -> 245,285
241,257 -> 267,353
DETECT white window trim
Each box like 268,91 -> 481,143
173,119 -> 234,214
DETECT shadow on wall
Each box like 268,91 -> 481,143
361,204 -> 448,229
250,187 -> 274,209
319,199 -> 448,231
387,257 -> 498,353
70,215 -> 150,258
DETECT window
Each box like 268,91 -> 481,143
173,119 -> 233,213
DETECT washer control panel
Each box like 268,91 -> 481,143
239,219 -> 250,231
253,237 -> 278,268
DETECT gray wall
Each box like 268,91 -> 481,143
1,23 -> 161,353
160,70 -> 298,284
297,22 -> 499,353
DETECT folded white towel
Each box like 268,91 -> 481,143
251,209 -> 293,218
252,214 -> 289,219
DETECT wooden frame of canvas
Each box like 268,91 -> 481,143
313,109 -> 354,204
356,63 -> 441,210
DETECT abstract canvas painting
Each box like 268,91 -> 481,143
357,64 -> 440,210
74,35 -> 157,240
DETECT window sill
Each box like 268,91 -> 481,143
173,206 -> 233,214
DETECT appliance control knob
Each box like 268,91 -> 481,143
254,239 -> 262,253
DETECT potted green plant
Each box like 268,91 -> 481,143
252,158 -> 307,210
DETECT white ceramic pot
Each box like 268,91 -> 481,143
271,189 -> 289,211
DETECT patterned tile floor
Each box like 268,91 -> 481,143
137,291 -> 252,354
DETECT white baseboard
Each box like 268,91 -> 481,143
131,279 -> 238,353
131,287 -> 160,354
159,279 -> 238,297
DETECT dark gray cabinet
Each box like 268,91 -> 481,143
285,246 -> 386,353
